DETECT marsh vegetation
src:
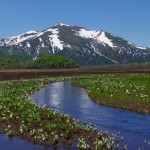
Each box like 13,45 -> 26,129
0,77 -> 122,149
74,74 -> 150,114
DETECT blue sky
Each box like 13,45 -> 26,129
0,0 -> 150,47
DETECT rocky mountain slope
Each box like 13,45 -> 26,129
0,23 -> 149,65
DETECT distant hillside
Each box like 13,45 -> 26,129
0,57 -> 19,69
0,23 -> 150,65
0,48 -> 32,61
84,61 -> 150,69
27,54 -> 80,69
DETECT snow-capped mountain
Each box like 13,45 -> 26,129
0,23 -> 150,65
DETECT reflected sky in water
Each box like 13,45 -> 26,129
30,81 -> 150,150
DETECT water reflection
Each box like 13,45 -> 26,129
0,134 -> 57,150
31,81 -> 150,150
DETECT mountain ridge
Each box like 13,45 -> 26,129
0,23 -> 149,65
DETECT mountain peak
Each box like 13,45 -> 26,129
0,23 -> 149,65
56,23 -> 71,27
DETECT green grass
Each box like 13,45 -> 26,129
0,76 -> 121,149
73,74 -> 150,114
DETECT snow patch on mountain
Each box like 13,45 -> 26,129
24,30 -> 38,35
91,44 -> 117,63
64,44 -> 71,48
77,29 -> 114,47
33,57 -> 37,60
5,35 -> 35,46
47,28 -> 63,53
135,46 -> 147,50
78,29 -> 100,38
0,40 -> 4,46
39,38 -> 42,42
2,30 -> 38,46
38,38 -> 45,47
36,32 -> 44,37
59,23 -> 70,26
128,42 -> 146,50
97,31 -> 114,47
27,42 -> 31,48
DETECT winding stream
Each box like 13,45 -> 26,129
31,81 -> 150,150
0,81 -> 150,150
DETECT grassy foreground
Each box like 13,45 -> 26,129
74,74 -> 150,114
0,77 -> 122,149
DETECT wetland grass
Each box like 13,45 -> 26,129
74,74 -> 150,114
0,77 -> 122,149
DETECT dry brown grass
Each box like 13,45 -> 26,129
0,68 -> 150,81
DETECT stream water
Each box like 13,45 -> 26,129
0,81 -> 150,150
